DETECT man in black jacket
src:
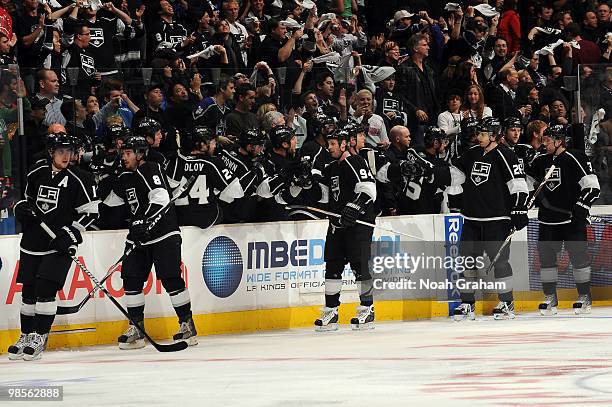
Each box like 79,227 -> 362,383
395,33 -> 438,147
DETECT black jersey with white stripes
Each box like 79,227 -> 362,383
116,161 -> 179,243
452,144 -> 529,221
527,149 -> 600,225
166,152 -> 244,228
18,160 -> 99,255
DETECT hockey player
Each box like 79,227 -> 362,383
314,129 -> 378,331
165,126 -> 252,228
452,117 -> 530,321
408,127 -> 464,214
300,113 -> 335,173
9,131 -> 99,360
115,135 -> 196,349
526,125 -> 600,315
91,124 -> 130,230
218,128 -> 267,223
134,117 -> 167,165
256,125 -> 299,222
501,117 -> 536,173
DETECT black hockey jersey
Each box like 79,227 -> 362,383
512,143 -> 537,173
116,162 -> 179,244
192,98 -> 230,137
61,43 -> 98,94
83,15 -> 124,73
453,144 -> 529,221
400,148 -> 458,215
218,146 -> 261,223
147,18 -> 187,60
321,154 -> 377,227
527,149 -> 600,225
300,140 -> 334,175
166,152 -> 245,228
19,160 -> 99,255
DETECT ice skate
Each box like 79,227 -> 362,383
118,321 -> 146,350
314,307 -> 339,332
493,301 -> 515,320
573,294 -> 592,315
350,305 -> 375,330
8,333 -> 29,360
173,317 -> 198,346
453,303 -> 476,321
539,294 -> 558,316
22,333 -> 48,361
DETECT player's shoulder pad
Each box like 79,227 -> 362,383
67,164 -> 96,184
28,159 -> 49,174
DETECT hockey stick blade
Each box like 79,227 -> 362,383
284,205 -> 427,240
56,175 -> 197,315
40,223 -> 188,352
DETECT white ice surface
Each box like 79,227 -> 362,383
3,308 -> 612,407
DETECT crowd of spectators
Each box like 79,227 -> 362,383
0,0 -> 611,230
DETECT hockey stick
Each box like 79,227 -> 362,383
56,175 -> 197,315
39,222 -> 188,352
484,165 -> 557,275
284,205 -> 427,240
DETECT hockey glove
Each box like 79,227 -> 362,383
340,194 -> 370,228
406,149 -> 434,181
128,218 -> 151,243
14,200 -> 37,225
251,156 -> 267,184
571,204 -> 590,228
510,209 -> 529,231
399,160 -> 421,178
49,225 -> 83,254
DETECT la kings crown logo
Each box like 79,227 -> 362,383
545,167 -> 561,191
80,54 -> 96,76
37,185 -> 59,214
89,28 -> 104,48
470,162 -> 491,186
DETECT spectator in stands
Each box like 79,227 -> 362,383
226,83 -> 258,139
437,90 -> 463,140
224,0 -> 248,65
498,0 -> 521,54
461,84 -> 492,120
396,33 -> 438,146
35,68 -> 65,126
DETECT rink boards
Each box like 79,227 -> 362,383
2,207 -> 612,353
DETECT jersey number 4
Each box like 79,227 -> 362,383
176,175 -> 209,205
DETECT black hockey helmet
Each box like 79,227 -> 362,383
543,124 -> 568,141
68,133 -> 84,150
326,129 -> 351,145
46,131 -> 74,152
106,123 -> 131,146
192,126 -> 214,143
312,113 -> 335,136
181,126 -> 214,153
478,117 -> 502,138
135,117 -> 162,138
122,135 -> 149,154
424,126 -> 448,147
269,125 -> 296,148
503,116 -> 523,132
343,121 -> 367,139
239,128 -> 267,147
